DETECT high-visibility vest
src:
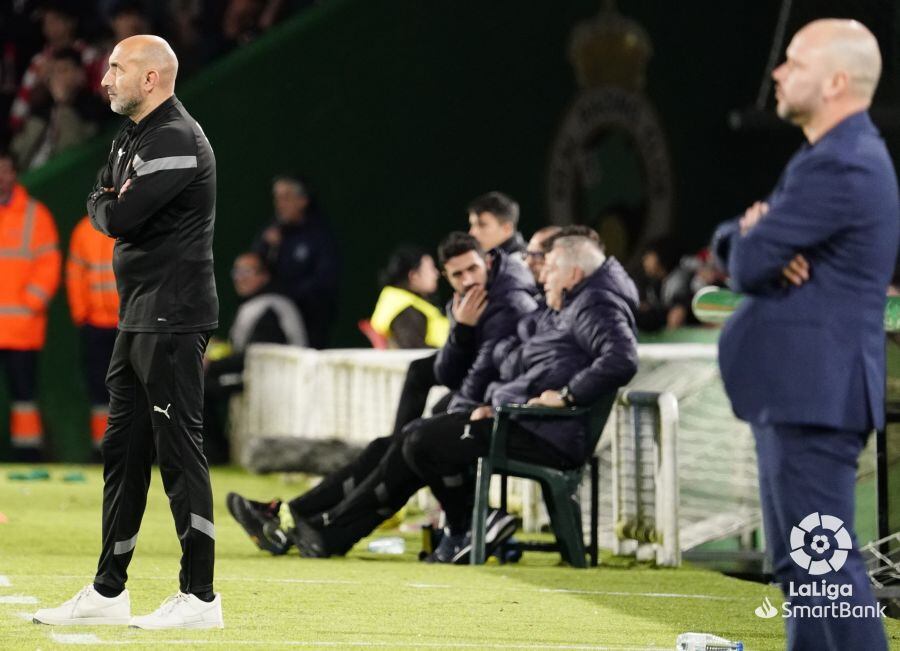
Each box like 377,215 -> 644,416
369,286 -> 449,348
0,184 -> 60,350
66,215 -> 118,328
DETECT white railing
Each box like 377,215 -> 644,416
610,390 -> 680,567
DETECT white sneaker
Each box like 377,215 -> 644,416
32,585 -> 131,625
130,592 -> 223,630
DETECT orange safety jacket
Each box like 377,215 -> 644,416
0,184 -> 60,350
66,215 -> 118,328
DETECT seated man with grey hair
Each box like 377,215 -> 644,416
401,231 -> 640,562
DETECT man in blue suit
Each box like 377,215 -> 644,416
714,20 -> 897,651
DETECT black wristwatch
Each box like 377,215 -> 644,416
559,386 -> 575,407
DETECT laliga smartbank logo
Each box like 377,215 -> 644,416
753,512 -> 886,620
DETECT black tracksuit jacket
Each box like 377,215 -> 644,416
87,95 -> 218,333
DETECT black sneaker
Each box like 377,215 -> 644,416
484,509 -> 518,557
225,492 -> 290,555
289,518 -> 331,558
425,529 -> 470,564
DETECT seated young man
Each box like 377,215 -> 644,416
227,232 -> 537,554
230,233 -> 638,563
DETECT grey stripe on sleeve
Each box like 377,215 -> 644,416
132,154 -> 198,177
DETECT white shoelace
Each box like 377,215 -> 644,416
66,585 -> 95,606
154,592 -> 192,617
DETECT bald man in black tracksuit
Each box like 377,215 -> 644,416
30,35 -> 222,631
87,94 -> 219,608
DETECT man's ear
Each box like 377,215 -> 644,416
572,266 -> 585,285
145,69 -> 162,91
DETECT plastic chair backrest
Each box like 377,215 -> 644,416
582,391 -> 618,460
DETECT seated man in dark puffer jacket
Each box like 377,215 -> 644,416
255,232 -> 637,563
226,232 -> 537,554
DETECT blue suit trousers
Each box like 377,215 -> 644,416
752,423 -> 886,651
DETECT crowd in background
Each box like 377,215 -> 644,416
0,0 -> 313,169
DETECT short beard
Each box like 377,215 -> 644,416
776,100 -> 809,126
111,95 -> 141,117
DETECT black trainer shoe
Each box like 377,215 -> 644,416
225,492 -> 290,555
289,518 -> 331,558
425,529 -> 470,564
484,509 -> 518,557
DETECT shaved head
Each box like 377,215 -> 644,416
773,19 -> 882,142
102,34 -> 179,122
122,35 -> 179,87
797,19 -> 881,100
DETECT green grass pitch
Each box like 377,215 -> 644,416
1,465 -> 898,650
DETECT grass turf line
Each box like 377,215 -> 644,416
1,465 -> 898,650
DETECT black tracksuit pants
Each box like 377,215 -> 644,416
94,331 -> 215,596
300,412 -> 576,554
288,353 -> 451,521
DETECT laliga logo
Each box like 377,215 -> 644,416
789,512 -> 852,575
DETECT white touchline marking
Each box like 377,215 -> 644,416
15,574 -> 738,601
0,575 -> 10,587
48,641 -> 665,650
0,595 -> 38,604
14,611 -> 32,621
51,633 -> 102,645
406,583 -> 452,589
538,588 -> 734,601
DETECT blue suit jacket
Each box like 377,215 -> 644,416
715,111 -> 899,431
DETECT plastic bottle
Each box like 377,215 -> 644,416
676,632 -> 743,651
367,536 -> 405,554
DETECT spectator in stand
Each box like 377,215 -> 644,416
369,246 -> 448,349
0,3 -> 42,147
9,1 -> 102,134
204,252 -> 307,463
102,2 -> 153,53
11,47 -> 106,169
634,236 -> 693,332
467,191 -> 527,257
178,0 -> 290,65
253,174 -> 339,349
66,213 -> 118,460
0,150 -> 61,461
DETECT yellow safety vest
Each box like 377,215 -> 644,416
370,286 -> 449,348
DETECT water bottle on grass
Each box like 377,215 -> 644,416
676,632 -> 743,651
367,536 -> 405,554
